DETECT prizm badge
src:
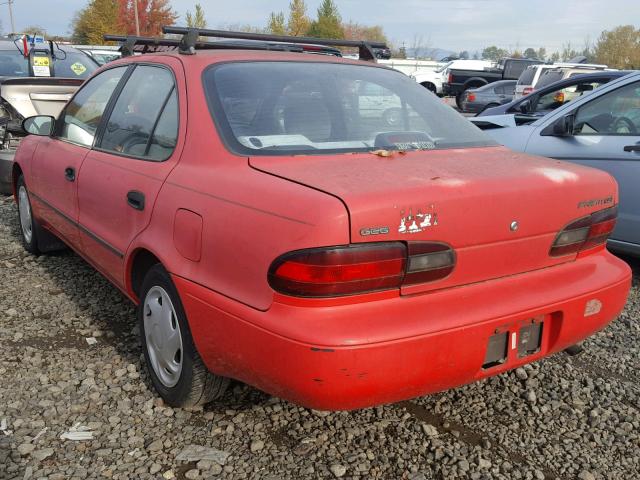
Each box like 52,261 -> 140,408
360,226 -> 390,237
578,196 -> 613,209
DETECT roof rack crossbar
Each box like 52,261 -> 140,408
162,26 -> 386,61
103,34 -> 309,57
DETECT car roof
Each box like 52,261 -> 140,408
107,48 -> 392,71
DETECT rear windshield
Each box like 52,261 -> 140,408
517,67 -> 537,86
204,61 -> 496,155
536,70 -> 565,89
0,49 -> 96,78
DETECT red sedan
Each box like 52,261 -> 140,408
10,30 -> 631,410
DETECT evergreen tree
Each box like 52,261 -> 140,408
267,12 -> 286,35
186,3 -> 207,29
307,0 -> 343,39
287,0 -> 310,36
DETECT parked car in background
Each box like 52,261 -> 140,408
74,46 -> 122,66
478,71 -> 630,119
515,62 -> 609,99
444,57 -> 542,107
0,37 -> 97,194
460,80 -> 516,113
10,27 -> 631,411
477,72 -> 640,256
411,59 -> 493,95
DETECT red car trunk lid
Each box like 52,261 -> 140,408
250,146 -> 617,295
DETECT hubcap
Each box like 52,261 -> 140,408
143,286 -> 183,388
18,186 -> 33,244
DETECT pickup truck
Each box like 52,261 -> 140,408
443,58 -> 542,108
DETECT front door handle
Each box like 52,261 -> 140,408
64,167 -> 75,182
127,190 -> 145,211
623,144 -> 640,152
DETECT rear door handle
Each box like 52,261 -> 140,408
64,167 -> 75,182
623,144 -> 640,152
127,190 -> 145,211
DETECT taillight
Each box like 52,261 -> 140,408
269,242 -> 455,297
550,206 -> 617,257
553,91 -> 565,103
467,92 -> 476,102
522,87 -> 534,95
448,72 -> 453,84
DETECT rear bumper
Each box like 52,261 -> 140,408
174,251 -> 631,410
0,150 -> 14,195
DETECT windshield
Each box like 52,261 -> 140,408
204,62 -> 496,156
0,49 -> 96,78
435,61 -> 453,73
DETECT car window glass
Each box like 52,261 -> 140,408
517,67 -> 536,86
54,51 -> 98,79
0,49 -> 29,76
205,62 -> 495,155
100,65 -> 175,158
59,66 -> 127,147
536,71 -> 565,89
534,81 -> 604,113
575,81 -> 640,135
146,89 -> 178,161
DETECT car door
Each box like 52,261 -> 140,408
30,66 -> 128,247
77,61 -> 184,287
526,77 -> 640,251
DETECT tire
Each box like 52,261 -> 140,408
421,82 -> 437,94
15,175 -> 66,254
139,264 -> 229,407
16,174 -> 40,254
455,93 -> 465,110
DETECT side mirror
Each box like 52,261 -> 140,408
541,114 -> 575,137
22,115 -> 55,136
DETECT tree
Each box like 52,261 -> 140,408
72,0 -> 121,44
342,22 -> 388,44
595,25 -> 640,68
267,12 -> 286,35
287,0 -> 310,36
536,47 -> 547,61
560,42 -> 580,62
459,50 -> 469,59
550,51 -> 561,63
186,3 -> 206,29
523,47 -> 537,59
22,25 -> 47,36
307,0 -> 343,39
482,45 -> 508,62
118,0 -> 178,37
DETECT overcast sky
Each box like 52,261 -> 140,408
3,0 -> 639,53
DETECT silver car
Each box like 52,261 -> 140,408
474,71 -> 640,255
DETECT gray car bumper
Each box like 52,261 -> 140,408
0,150 -> 15,195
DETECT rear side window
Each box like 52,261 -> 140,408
536,71 -> 565,89
204,61 -> 496,156
517,67 -> 537,86
99,65 -> 177,161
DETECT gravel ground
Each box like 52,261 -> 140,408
1,194 -> 639,480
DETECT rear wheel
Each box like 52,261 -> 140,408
139,264 -> 229,407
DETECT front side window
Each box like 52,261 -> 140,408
574,81 -> 640,135
58,66 -> 127,147
534,80 -> 605,113
99,65 -> 177,160
204,62 -> 495,156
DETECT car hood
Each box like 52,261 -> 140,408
250,145 -> 618,295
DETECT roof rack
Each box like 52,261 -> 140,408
104,27 -> 387,62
